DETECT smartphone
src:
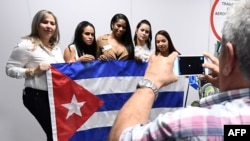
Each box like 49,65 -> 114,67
173,55 -> 208,76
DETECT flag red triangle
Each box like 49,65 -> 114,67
51,66 -> 103,141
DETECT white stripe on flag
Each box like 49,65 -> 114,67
74,76 -> 187,95
77,107 -> 182,131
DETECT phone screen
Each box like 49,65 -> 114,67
174,56 -> 205,76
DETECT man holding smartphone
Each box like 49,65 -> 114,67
173,55 -> 208,76
109,0 -> 250,140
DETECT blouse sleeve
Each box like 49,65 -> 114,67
6,40 -> 31,79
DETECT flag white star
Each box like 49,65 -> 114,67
62,94 -> 86,119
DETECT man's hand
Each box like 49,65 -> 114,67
144,52 -> 179,89
200,52 -> 220,88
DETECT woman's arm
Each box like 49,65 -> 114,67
63,46 -> 76,63
6,41 -> 32,79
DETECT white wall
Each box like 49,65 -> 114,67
0,0 -> 210,140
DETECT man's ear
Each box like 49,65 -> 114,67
222,42 -> 236,75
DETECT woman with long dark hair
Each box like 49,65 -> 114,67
97,13 -> 135,60
155,30 -> 181,56
134,19 -> 154,62
64,21 -> 97,63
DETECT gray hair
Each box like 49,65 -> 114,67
221,0 -> 250,80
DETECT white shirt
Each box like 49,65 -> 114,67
134,44 -> 155,62
6,39 -> 64,91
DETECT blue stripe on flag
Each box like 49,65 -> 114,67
70,127 -> 111,141
96,91 -> 183,112
52,60 -> 147,80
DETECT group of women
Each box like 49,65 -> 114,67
64,12 -> 180,63
5,10 -> 180,140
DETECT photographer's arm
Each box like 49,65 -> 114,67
108,52 -> 178,141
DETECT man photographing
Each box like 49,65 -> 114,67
109,0 -> 250,140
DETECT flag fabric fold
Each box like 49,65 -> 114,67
47,60 -> 186,141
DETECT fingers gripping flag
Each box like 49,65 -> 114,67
47,60 -> 186,141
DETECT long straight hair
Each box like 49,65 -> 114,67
134,19 -> 152,50
155,30 -> 180,55
69,21 -> 97,57
110,13 -> 135,59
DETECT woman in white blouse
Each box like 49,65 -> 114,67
5,10 -> 64,141
133,19 -> 154,62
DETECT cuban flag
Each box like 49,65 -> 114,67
47,60 -> 186,141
